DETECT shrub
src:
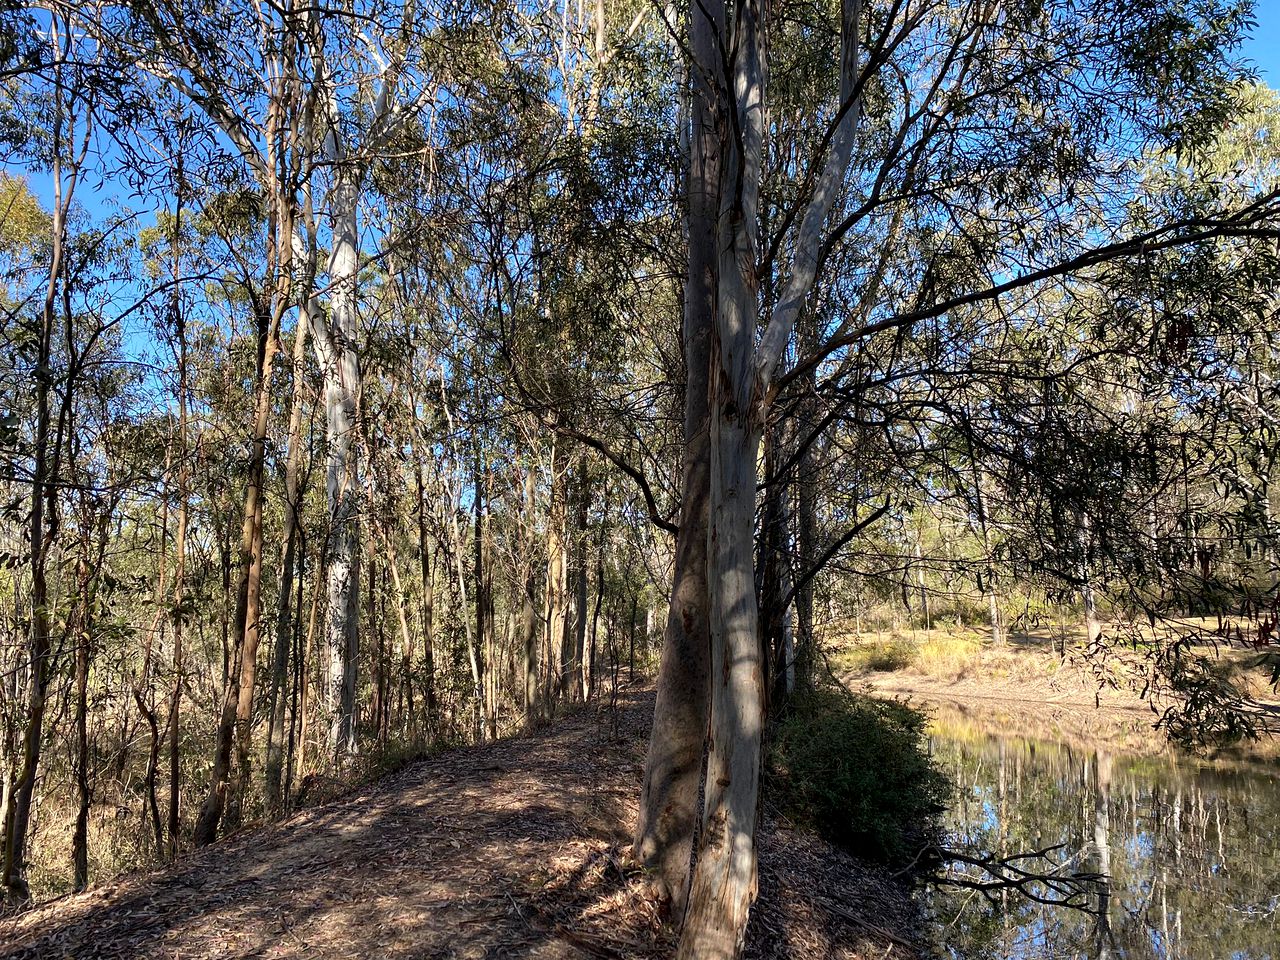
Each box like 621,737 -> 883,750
768,683 -> 949,862
850,638 -> 916,672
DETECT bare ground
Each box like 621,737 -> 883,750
860,671 -> 1177,755
0,686 -> 921,960
857,643 -> 1164,716
848,634 -> 1280,760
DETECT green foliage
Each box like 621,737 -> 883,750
0,171 -> 48,257
768,684 -> 948,862
1154,640 -> 1264,749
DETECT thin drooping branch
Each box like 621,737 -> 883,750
934,842 -> 1106,911
780,499 -> 890,613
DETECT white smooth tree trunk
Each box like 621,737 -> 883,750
677,0 -> 861,952
678,407 -> 765,960
315,161 -> 363,758
678,0 -> 768,945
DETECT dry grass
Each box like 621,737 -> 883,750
834,627 -> 997,682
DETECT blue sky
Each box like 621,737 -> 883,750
1246,0 -> 1280,80
12,4 -> 1280,240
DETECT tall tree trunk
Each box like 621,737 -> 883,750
72,548 -> 92,891
379,527 -> 416,739
679,397 -> 765,960
544,440 -> 568,710
316,162 -> 363,760
167,469 -> 188,859
284,537 -> 308,811
520,465 -> 541,725
369,549 -> 386,744
266,306 -> 311,810
442,431 -> 483,741
294,545 -> 323,797
628,592 -> 638,682
569,459 -> 590,702
415,465 -> 437,737
587,483 -> 609,699
472,439 -> 492,738
678,0 -> 860,949
194,268 -> 282,844
229,298 -> 283,805
167,161 -> 192,861
133,475 -> 167,857
2,79 -> 78,898
631,0 -> 719,912
677,13 -> 769,936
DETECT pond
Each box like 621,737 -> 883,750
926,700 -> 1280,959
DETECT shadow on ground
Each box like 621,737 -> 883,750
0,687 -> 920,959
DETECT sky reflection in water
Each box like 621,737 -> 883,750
926,705 -> 1280,959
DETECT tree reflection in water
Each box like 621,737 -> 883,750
927,708 -> 1280,958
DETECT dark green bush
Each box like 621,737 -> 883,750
767,683 -> 948,862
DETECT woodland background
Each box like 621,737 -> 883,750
1,1 -> 1279,956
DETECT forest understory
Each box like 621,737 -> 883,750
0,686 -> 921,960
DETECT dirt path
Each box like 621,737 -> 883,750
0,687 -> 920,960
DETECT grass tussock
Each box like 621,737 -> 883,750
914,633 -> 984,679
839,629 -> 988,680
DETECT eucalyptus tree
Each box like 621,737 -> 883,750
0,1 -> 99,900
634,0 -> 1280,953
906,84 -> 1280,647
632,0 -> 717,918
430,0 -> 683,731
108,0 -> 454,773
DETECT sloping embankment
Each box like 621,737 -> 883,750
1,687 -> 921,960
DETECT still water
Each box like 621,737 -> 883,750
926,702 -> 1280,959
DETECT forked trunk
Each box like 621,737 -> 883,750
674,0 -> 860,946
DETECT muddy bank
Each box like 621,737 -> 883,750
860,672 -> 1174,757
850,654 -> 1280,764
